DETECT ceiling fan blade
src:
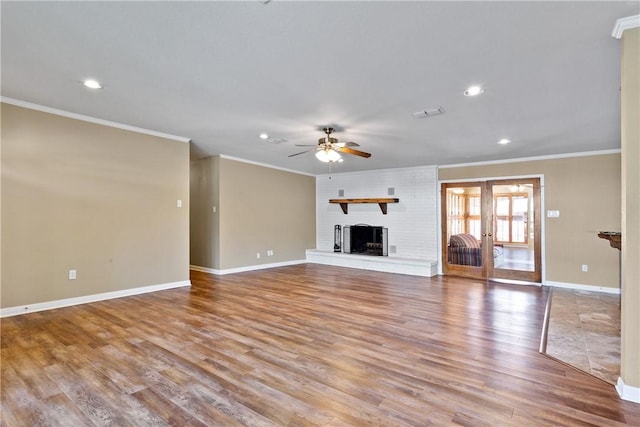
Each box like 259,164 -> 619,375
294,144 -> 319,147
336,146 -> 371,158
288,150 -> 310,158
335,141 -> 360,148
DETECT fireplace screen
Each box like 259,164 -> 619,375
343,225 -> 388,256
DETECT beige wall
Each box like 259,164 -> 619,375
190,156 -> 316,271
439,153 -> 621,288
620,26 -> 639,390
190,156 -> 220,269
1,103 -> 190,308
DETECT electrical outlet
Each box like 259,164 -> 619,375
69,269 -> 77,280
257,252 -> 261,259
582,264 -> 588,272
176,199 -> 182,208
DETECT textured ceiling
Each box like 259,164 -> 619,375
2,1 -> 638,175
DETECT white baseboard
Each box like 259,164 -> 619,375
544,280 -> 620,294
617,377 -> 640,403
0,280 -> 191,318
190,259 -> 307,276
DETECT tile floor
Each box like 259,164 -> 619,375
545,288 -> 621,384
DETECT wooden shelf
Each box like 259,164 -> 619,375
598,231 -> 621,250
329,198 -> 399,214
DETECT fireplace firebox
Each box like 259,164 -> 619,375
343,225 -> 388,256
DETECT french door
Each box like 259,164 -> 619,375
441,178 -> 542,283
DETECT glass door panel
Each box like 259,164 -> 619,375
489,179 -> 541,282
442,183 -> 487,279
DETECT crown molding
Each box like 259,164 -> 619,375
612,15 -> 640,39
1,97 -> 191,143
437,149 -> 621,169
218,154 -> 316,177
316,164 -> 436,179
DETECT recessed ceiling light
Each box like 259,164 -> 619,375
498,138 -> 512,145
82,79 -> 103,89
259,133 -> 269,140
464,85 -> 484,96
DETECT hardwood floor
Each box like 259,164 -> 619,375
2,264 -> 639,426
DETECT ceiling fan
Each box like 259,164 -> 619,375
288,127 -> 372,162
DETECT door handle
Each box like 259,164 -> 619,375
482,233 -> 493,237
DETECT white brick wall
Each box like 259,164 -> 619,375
315,166 -> 438,261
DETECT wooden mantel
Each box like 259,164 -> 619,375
597,231 -> 621,250
329,198 -> 399,214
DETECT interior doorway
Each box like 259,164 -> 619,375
441,178 -> 542,283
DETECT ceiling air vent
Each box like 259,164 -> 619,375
412,106 -> 445,118
264,137 -> 288,144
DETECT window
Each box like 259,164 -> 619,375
494,193 -> 528,244
467,195 -> 481,240
447,192 -> 465,237
446,189 -> 481,241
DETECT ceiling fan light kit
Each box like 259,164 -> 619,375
315,148 -> 341,163
290,126 -> 371,163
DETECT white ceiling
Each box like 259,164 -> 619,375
2,1 -> 638,175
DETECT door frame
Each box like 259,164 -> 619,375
439,174 -> 545,283
487,177 -> 542,283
